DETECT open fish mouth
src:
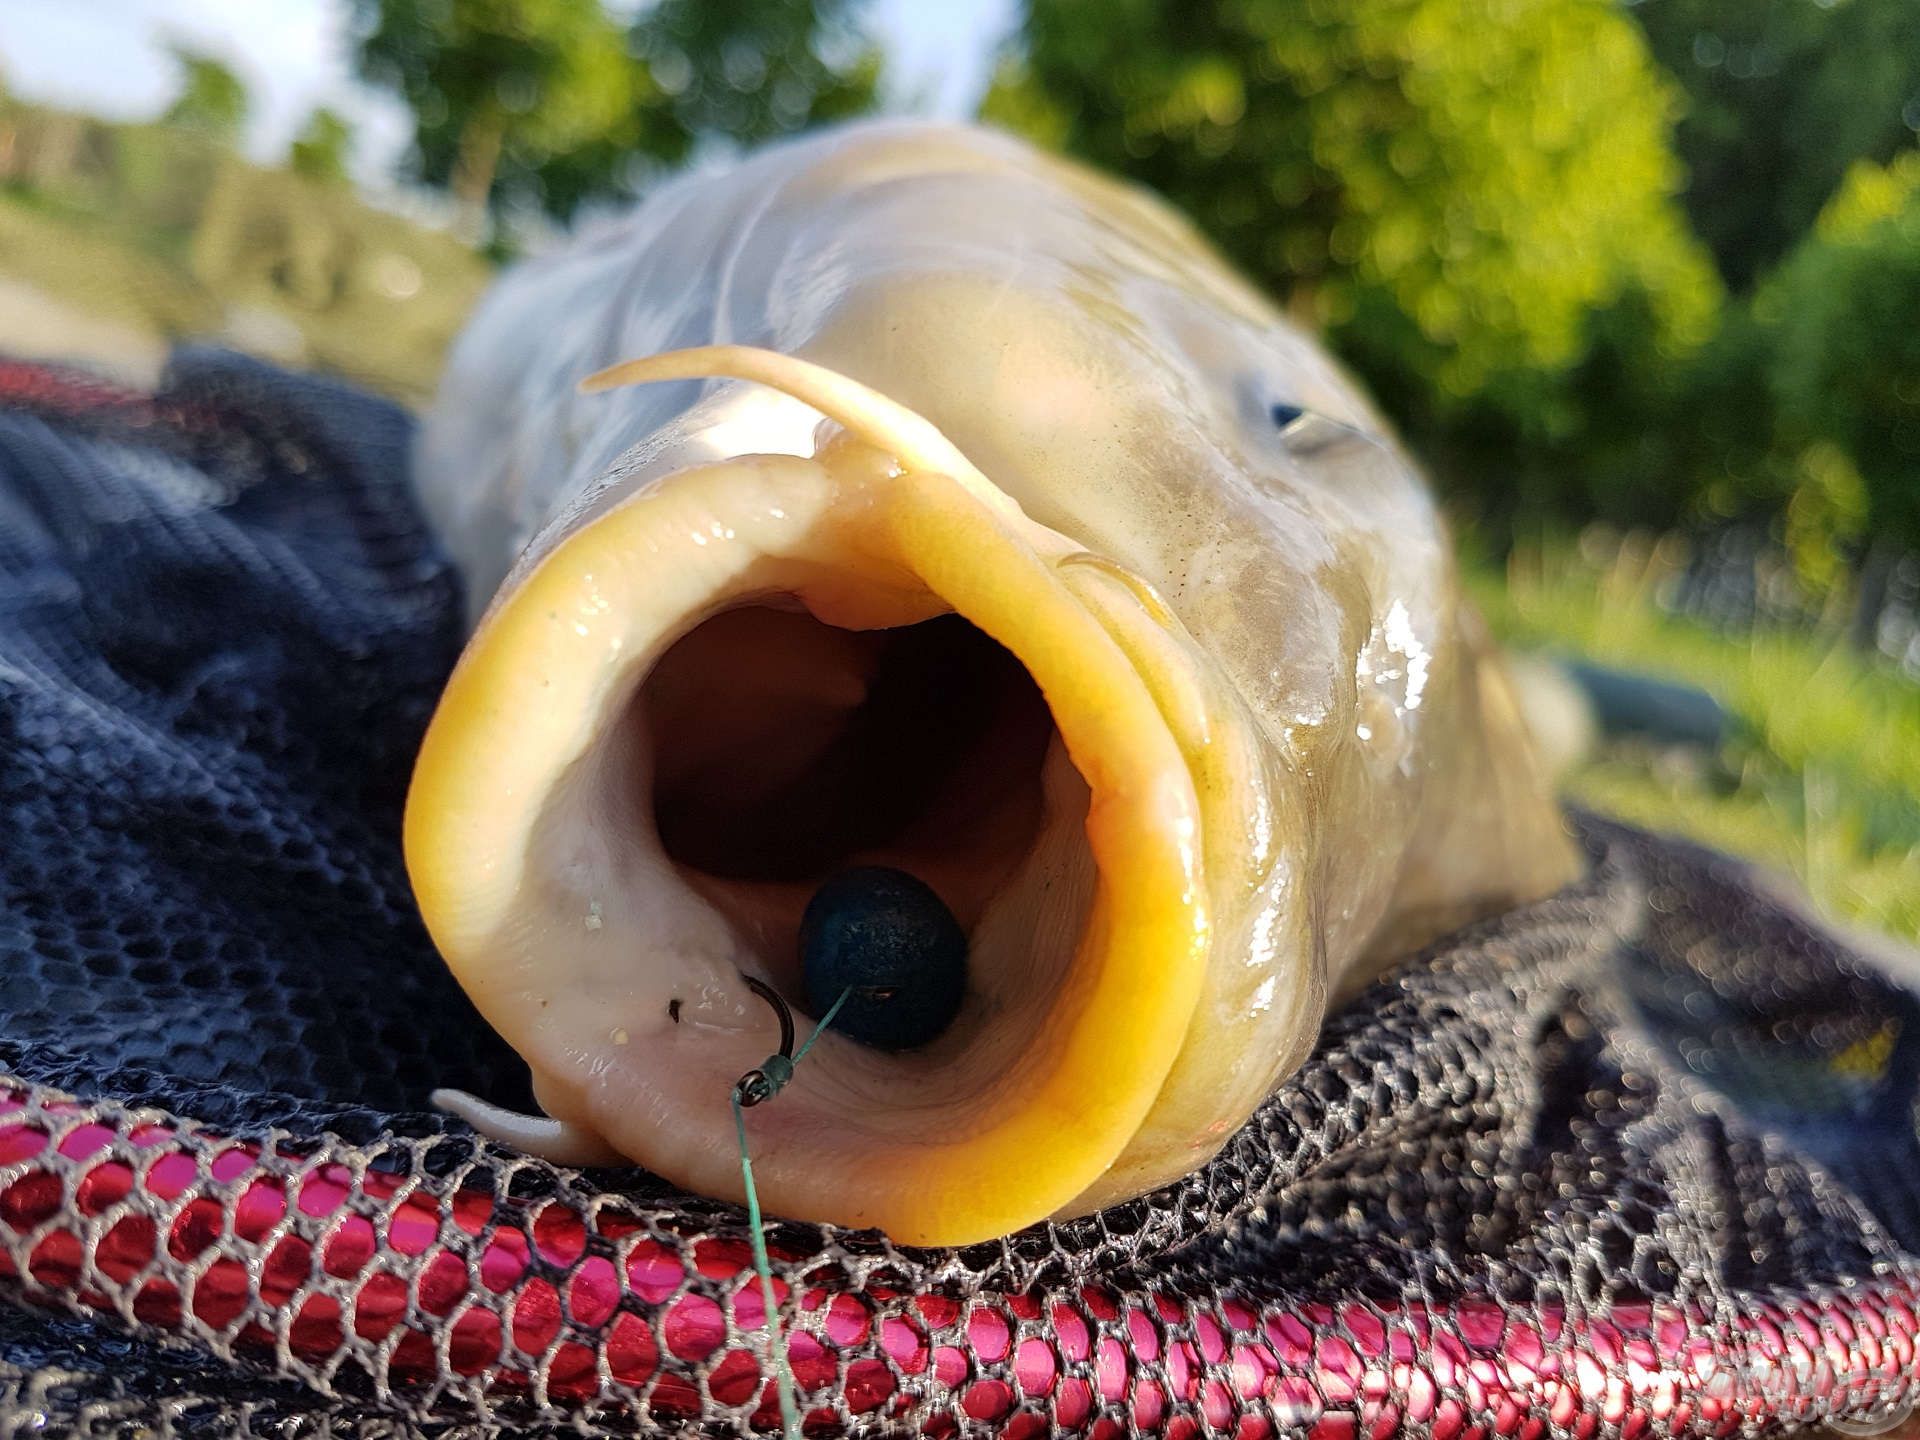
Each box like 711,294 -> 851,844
406,347 -> 1245,1247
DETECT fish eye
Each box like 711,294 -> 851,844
1247,376 -> 1386,460
1268,399 -> 1366,459
1245,377 -> 1368,456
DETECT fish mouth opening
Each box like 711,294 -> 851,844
406,348 -> 1214,1243
643,606 -> 1058,1000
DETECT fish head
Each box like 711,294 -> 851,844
405,123 -> 1579,1245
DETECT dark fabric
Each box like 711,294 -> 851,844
1,354 -> 1918,1438
0,351 -> 533,1129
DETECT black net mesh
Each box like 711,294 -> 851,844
2,352 -> 1919,1438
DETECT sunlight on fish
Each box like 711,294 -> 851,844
404,121 -> 1578,1246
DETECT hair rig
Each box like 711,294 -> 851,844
727,864 -> 970,1440
732,863 -> 970,1105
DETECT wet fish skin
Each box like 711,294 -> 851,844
408,121 -> 1578,1240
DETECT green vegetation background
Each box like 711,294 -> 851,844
1,0 -> 1916,942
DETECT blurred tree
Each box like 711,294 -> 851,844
1760,151 -> 1920,635
984,0 -> 1722,529
163,45 -> 248,144
289,107 -> 355,186
352,0 -> 670,225
353,0 -> 880,230
1627,0 -> 1920,292
632,0 -> 881,154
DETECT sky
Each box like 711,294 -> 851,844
0,0 -> 1017,187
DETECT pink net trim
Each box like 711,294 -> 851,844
4,1082 -> 1917,1436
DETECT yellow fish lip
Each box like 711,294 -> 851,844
404,353 -> 1214,1245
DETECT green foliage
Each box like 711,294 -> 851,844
0,191 -> 216,338
1759,152 -> 1920,556
634,0 -> 882,154
186,155 -> 493,396
1816,148 -> 1920,237
352,0 -> 881,226
352,0 -> 673,220
986,0 -> 1723,534
289,108 -> 355,186
162,46 -> 248,143
0,95 -> 224,245
1782,441 -> 1871,597
1472,536 -> 1920,944
1627,0 -> 1920,291
0,98 -> 487,400
987,0 -> 1719,399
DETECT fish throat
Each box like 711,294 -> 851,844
646,606 -> 1054,990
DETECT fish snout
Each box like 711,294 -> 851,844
405,350 -> 1258,1244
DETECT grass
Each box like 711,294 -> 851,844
0,190 -> 218,337
0,154 -> 488,402
1468,532 -> 1920,946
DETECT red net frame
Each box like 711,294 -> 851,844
6,1081 -> 1917,1437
